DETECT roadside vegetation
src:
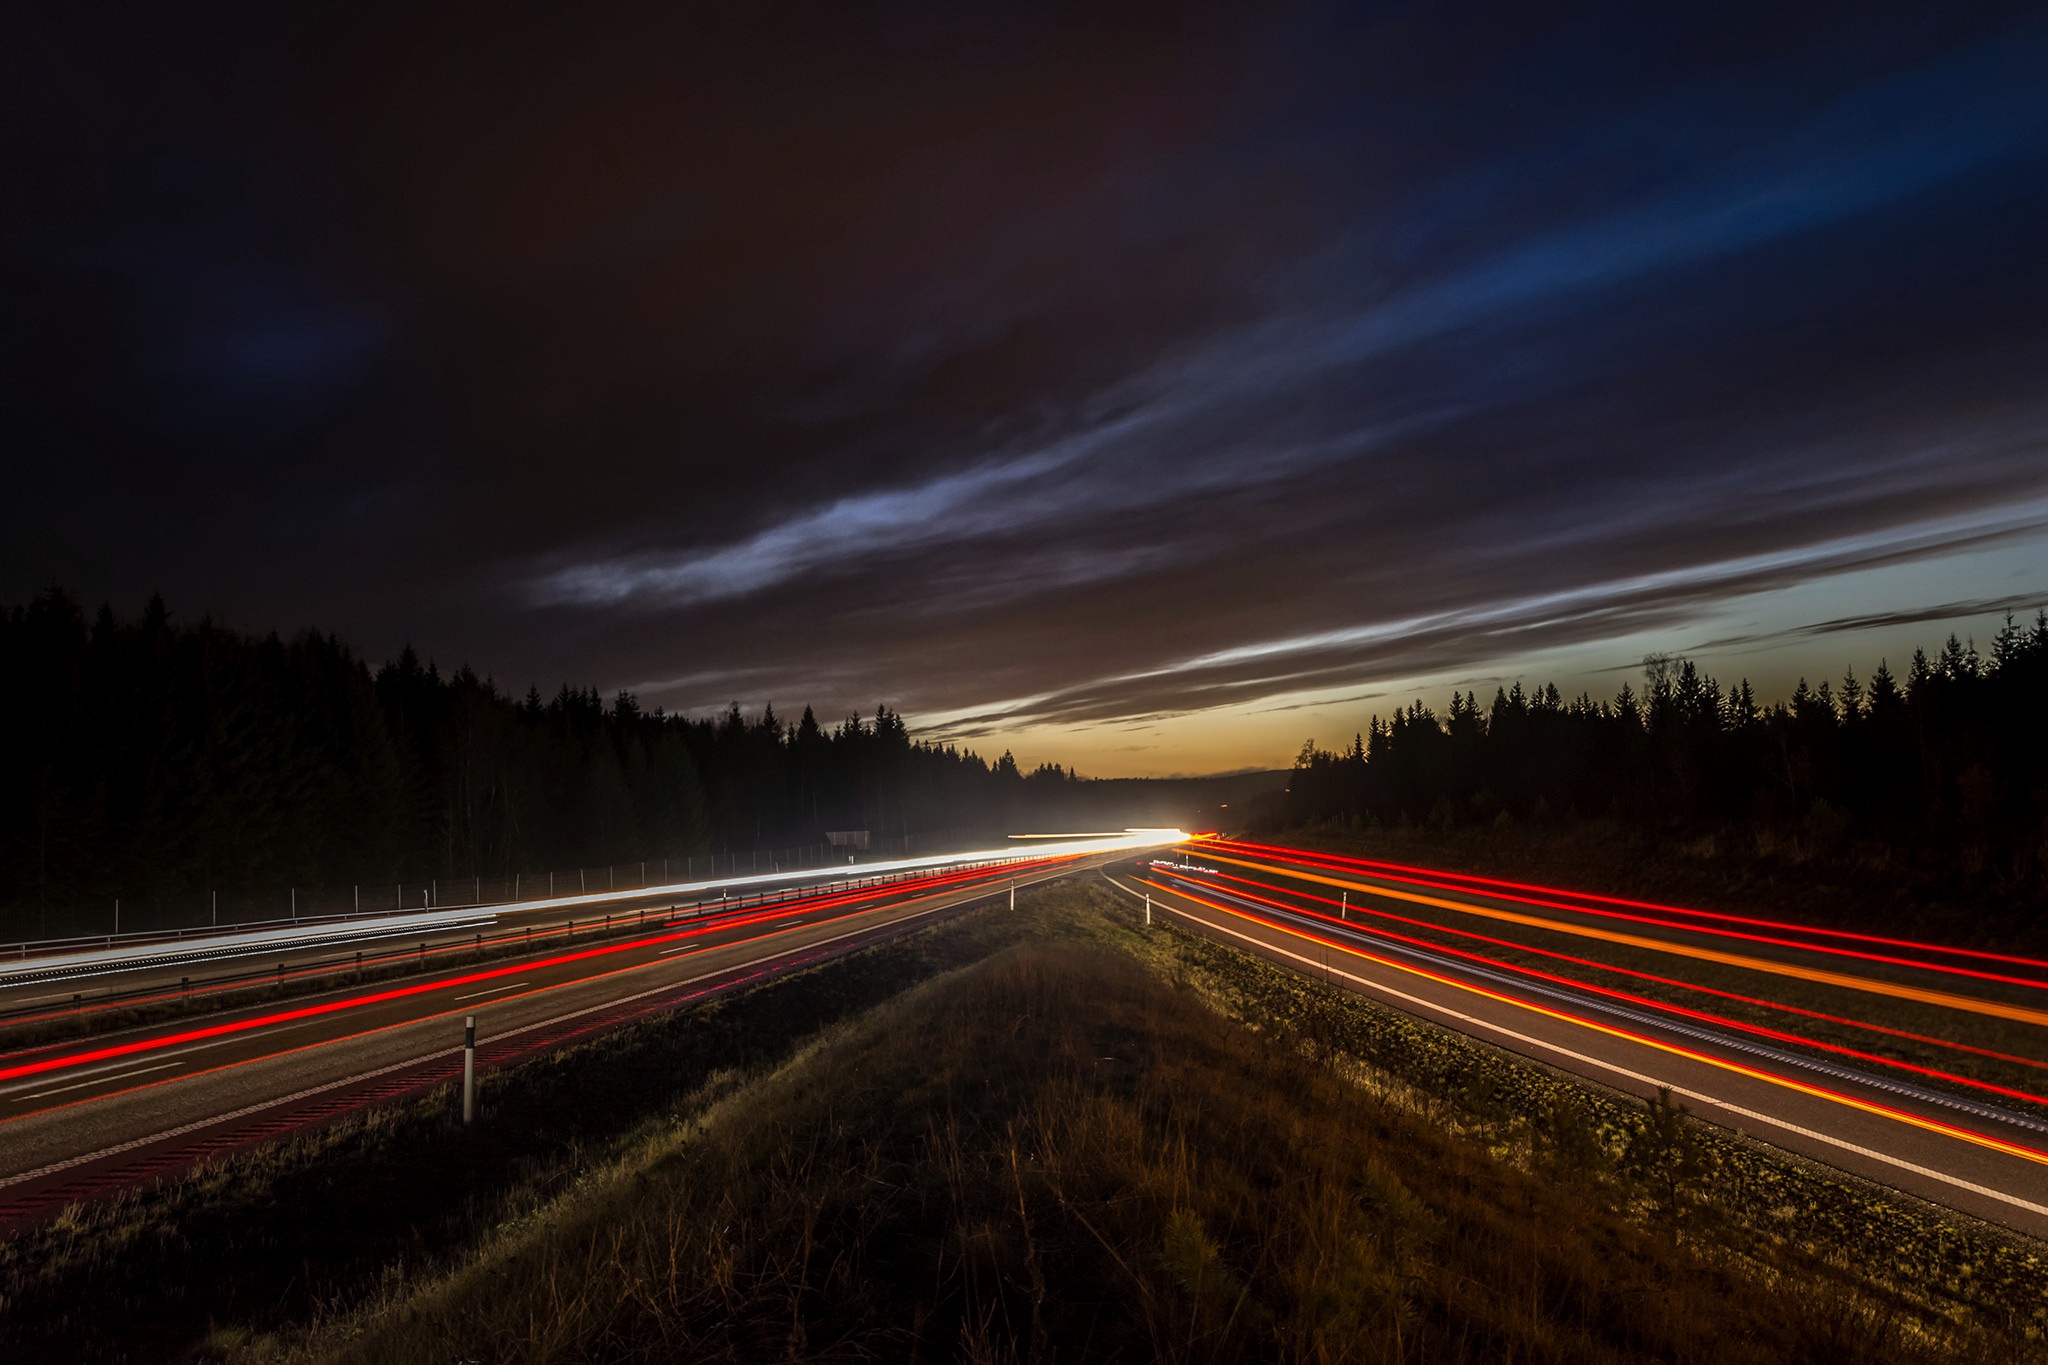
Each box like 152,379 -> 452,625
4,880 -> 2040,1362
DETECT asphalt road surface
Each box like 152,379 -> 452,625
1106,840 -> 2048,1240
0,851 -> 1109,1218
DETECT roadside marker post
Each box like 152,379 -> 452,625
1341,891 -> 1348,920
462,1015 -> 477,1124
1145,891 -> 1152,926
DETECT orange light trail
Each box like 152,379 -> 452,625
1187,868 -> 2048,1109
1210,838 -> 2048,974
1205,838 -> 2048,990
1136,875 -> 2048,1170
1196,850 -> 2048,1030
1193,864 -> 2048,1075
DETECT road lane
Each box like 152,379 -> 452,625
0,854 -> 1103,1204
1108,857 -> 2048,1239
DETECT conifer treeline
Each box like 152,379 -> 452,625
0,590 -> 1083,912
1283,616 -> 2048,884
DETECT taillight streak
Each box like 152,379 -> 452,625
1192,865 -> 2048,1075
1139,875 -> 2048,1169
1194,850 -> 2048,1029
1175,869 -> 2048,1110
0,857 -> 1056,1084
1209,838 -> 2048,977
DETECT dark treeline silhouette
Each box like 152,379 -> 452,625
1282,615 -> 2048,888
0,589 -> 1103,916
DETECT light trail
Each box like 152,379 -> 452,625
1203,841 -> 2048,991
1174,867 -> 2048,1111
0,913 -> 501,988
1135,874 -> 2048,1171
0,856 -> 1065,1087
1210,838 -> 2048,976
0,830 -> 1183,985
1191,864 -> 2048,1076
1196,850 -> 2048,1029
0,851 -> 1091,1139
0,856 -> 1058,1034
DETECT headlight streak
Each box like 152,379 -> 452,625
0,861 -> 1002,1034
1195,849 -> 2048,1029
0,914 -> 501,988
1162,866 -> 2048,1117
1134,874 -> 2048,1171
1210,838 -> 2048,976
1,856 -> 1085,1136
1,831 -> 1185,985
0,857 -> 1043,1065
0,856 -> 1074,1088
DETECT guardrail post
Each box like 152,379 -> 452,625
462,1015 -> 477,1124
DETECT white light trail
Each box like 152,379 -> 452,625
0,832 -> 1189,983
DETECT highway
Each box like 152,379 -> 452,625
0,834 -> 1176,1229
1110,837 -> 2048,1239
8,828 -> 2041,1243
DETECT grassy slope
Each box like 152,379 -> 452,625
232,883 -> 2043,1365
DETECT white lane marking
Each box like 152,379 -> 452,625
1111,875 -> 2048,1223
22,1062 -> 181,1101
0,862 -> 1095,1190
452,982 -> 527,1002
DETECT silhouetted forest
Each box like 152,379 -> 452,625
1282,615 -> 2048,888
0,589 -> 1104,917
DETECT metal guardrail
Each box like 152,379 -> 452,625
0,869 -> 941,1024
0,836 -> 925,958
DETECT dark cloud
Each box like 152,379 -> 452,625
6,4 -> 2048,764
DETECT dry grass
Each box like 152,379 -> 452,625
235,890 -> 2039,1364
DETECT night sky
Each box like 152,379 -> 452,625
6,5 -> 2047,775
